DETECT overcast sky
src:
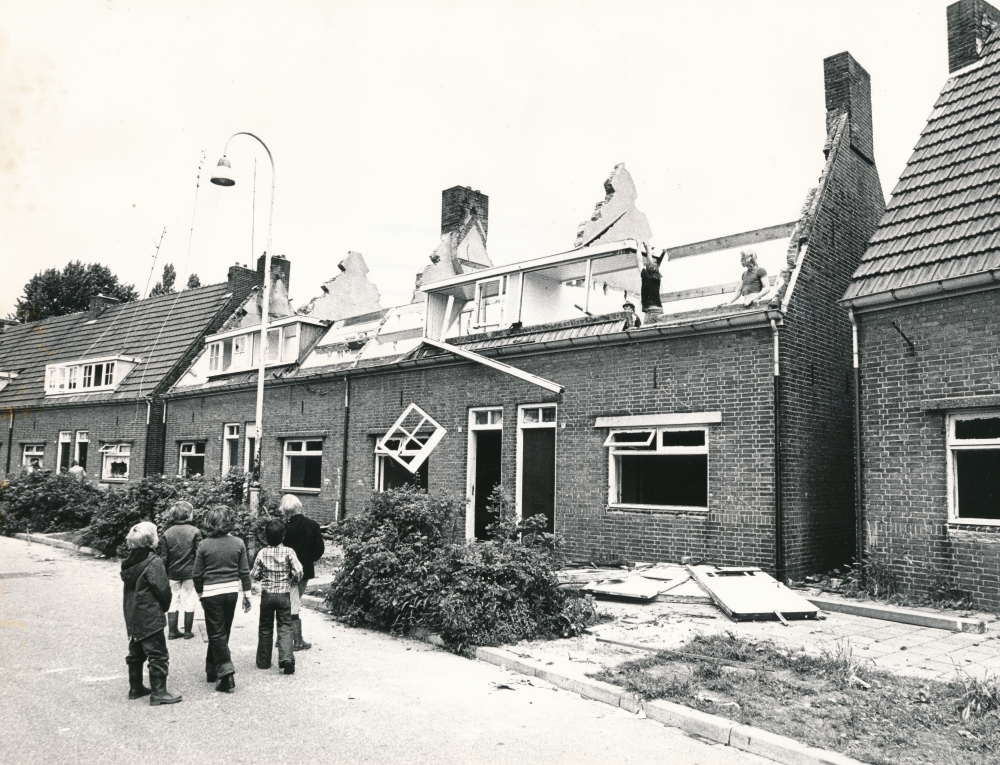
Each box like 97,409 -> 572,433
1,0 -> 953,316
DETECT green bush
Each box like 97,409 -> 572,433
325,484 -> 597,654
0,470 -> 104,534
83,470 -> 278,557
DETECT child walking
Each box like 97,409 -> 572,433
160,501 -> 202,640
121,521 -> 182,705
251,519 -> 303,675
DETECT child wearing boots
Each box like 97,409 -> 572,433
160,501 -> 202,640
121,521 -> 182,705
251,519 -> 303,675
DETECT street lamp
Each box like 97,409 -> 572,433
211,132 -> 275,514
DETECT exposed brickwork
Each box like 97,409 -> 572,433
947,0 -> 1000,74
824,53 -> 875,163
441,186 -> 489,238
856,289 -> 1000,609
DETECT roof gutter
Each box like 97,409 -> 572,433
840,267 -> 1000,312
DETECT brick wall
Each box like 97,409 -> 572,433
857,289 -> 1000,609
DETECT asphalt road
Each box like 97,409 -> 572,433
0,536 -> 773,765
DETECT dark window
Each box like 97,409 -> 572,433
618,454 -> 708,508
381,456 -> 429,491
955,450 -> 1000,521
955,417 -> 1000,440
660,430 -> 705,448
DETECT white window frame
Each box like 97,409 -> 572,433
178,441 -> 207,477
22,443 -> 45,468
99,443 -> 131,481
281,323 -> 300,361
208,342 -> 222,372
75,431 -> 89,468
515,404 -> 557,523
946,410 -> 1000,526
245,422 -> 258,472
606,425 -> 710,511
44,356 -> 135,396
283,439 -> 324,492
472,275 -> 508,330
222,424 -> 240,474
232,335 -> 248,369
375,452 -> 430,492
375,403 -> 447,474
466,407 -> 504,539
58,431 -> 72,473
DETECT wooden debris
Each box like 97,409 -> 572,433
686,565 -> 819,622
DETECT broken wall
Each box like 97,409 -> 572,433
299,251 -> 383,321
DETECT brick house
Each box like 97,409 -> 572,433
0,262 -> 264,485
841,0 -> 1000,608
162,51 -> 883,580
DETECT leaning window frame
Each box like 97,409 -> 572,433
606,425 -> 710,511
946,409 -> 1000,527
375,403 -> 447,474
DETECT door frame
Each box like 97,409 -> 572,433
466,407 -> 503,540
515,403 -> 557,526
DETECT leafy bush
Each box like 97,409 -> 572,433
325,484 -> 597,654
83,470 -> 278,557
0,470 -> 104,534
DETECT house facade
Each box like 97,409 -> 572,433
841,0 -> 1000,608
0,262 -> 265,485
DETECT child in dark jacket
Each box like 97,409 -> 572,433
251,519 -> 303,674
160,501 -> 203,639
121,521 -> 182,705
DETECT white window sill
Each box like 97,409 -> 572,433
100,478 -> 129,483
949,519 -> 1000,529
607,504 -> 708,514
282,487 -> 321,495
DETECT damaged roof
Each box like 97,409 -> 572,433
843,35 -> 1000,304
0,283 -> 234,408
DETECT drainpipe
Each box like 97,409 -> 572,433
339,376 -> 350,523
771,319 -> 784,582
849,309 -> 864,584
4,409 -> 13,477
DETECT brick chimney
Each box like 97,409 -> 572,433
89,294 -> 120,319
227,262 -> 262,304
947,0 -> 1000,72
824,52 -> 875,164
256,253 -> 291,291
441,186 -> 489,240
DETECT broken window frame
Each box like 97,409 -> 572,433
99,443 -> 131,482
472,275 -> 508,330
606,426 -> 710,511
178,441 -> 207,478
947,410 -> 1000,526
283,438 -> 324,492
375,403 -> 447,474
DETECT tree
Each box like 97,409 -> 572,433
149,264 -> 176,297
14,261 -> 138,323
186,273 -> 201,289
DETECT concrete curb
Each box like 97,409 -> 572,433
474,646 -> 866,765
13,533 -> 102,557
808,596 -> 987,634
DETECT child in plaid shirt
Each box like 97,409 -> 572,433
251,520 -> 303,674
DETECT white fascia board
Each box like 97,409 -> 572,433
594,412 -> 722,428
422,338 -> 564,393
423,239 -> 641,293
204,315 -> 327,344
48,354 -> 142,368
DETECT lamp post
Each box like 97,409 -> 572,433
211,132 -> 275,515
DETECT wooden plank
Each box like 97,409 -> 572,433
665,222 -> 797,260
687,565 -> 818,622
660,281 -> 741,303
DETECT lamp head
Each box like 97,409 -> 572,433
210,157 -> 235,187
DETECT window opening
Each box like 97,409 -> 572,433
208,343 -> 221,372
606,426 -> 709,509
59,431 -> 72,473
75,431 -> 89,470
23,444 -> 45,469
948,412 -> 1000,523
284,439 -> 323,490
375,403 -> 447,473
377,454 -> 429,492
474,276 -> 507,329
469,407 -> 504,539
222,424 -> 240,474
100,443 -> 131,481
179,442 -> 206,477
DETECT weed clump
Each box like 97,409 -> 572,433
326,484 -> 597,654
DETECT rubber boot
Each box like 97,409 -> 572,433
167,612 -> 181,640
279,660 -> 295,675
215,673 -> 236,693
291,616 -> 311,651
149,675 -> 182,706
183,612 -> 195,639
127,663 -> 151,700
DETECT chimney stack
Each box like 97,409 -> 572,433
441,186 -> 489,240
257,253 -> 291,291
947,0 -> 1000,73
89,294 -> 120,319
824,52 -> 875,164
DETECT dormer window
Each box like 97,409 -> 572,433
201,317 -> 323,377
45,356 -> 136,395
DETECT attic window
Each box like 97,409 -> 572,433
375,403 -> 447,474
45,356 -> 136,395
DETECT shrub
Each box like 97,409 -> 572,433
325,484 -> 597,654
0,470 -> 104,534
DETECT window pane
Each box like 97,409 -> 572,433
194,443 -> 205,454
226,439 -> 239,471
286,441 -> 303,452
180,443 -> 192,453
490,410 -> 502,425
541,407 -> 556,423
618,454 -> 708,508
955,417 -> 1000,441
267,328 -> 280,361
120,445 -> 130,455
289,455 -> 322,489
955,449 -> 1000,521
305,440 -> 323,452
93,364 -> 103,386
105,362 -> 115,385
523,408 -> 539,423
661,430 -> 706,448
182,456 -> 205,477
83,366 -> 92,387
382,457 -> 428,491
611,431 -> 654,444
474,411 -> 489,426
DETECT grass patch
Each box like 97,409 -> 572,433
593,632 -> 1000,765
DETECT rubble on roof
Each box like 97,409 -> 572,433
574,163 -> 653,248
299,251 -> 382,321
415,186 -> 493,298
